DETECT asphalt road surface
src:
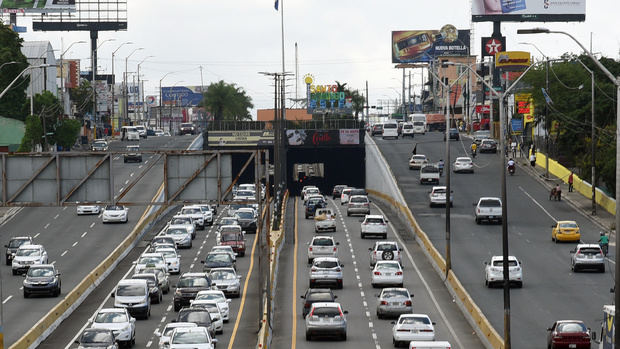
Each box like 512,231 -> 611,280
374,131 -> 613,348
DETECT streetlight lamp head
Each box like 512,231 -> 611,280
517,28 -> 550,34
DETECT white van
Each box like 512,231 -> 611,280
382,121 -> 399,139
409,341 -> 452,349
112,279 -> 151,319
121,126 -> 140,141
410,114 -> 427,134
134,125 -> 147,139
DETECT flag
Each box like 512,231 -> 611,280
274,0 -> 278,10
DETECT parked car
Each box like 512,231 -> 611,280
546,320 -> 592,349
571,244 -> 605,272
375,287 -> 413,319
484,256 -> 523,288
360,215 -> 388,239
309,257 -> 343,289
305,302 -> 348,341
474,197 -> 502,224
22,264 -> 61,297
391,314 -> 436,346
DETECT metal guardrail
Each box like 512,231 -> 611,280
206,119 -> 364,132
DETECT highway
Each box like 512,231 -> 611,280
374,132 -> 614,348
270,196 -> 484,348
0,135 -> 194,346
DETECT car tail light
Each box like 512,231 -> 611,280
339,308 -> 344,317
311,268 -> 317,272
397,329 -> 409,332
404,300 -> 412,306
364,203 -> 369,206
333,247 -> 337,252
374,271 -> 381,275
335,268 -> 341,272
304,302 -> 310,308
396,271 -> 403,275
380,300 -> 388,305
373,251 -> 377,255
420,329 -> 434,332
309,247 -> 313,251
362,222 -> 368,225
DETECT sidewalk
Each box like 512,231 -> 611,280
516,156 -> 615,234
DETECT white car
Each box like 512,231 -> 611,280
155,247 -> 181,274
360,215 -> 388,239
392,314 -> 436,345
371,261 -> 403,288
162,225 -> 192,249
180,206 -> 205,230
301,186 -> 319,200
169,216 -> 196,239
12,244 -> 48,275
209,267 -> 242,298
210,245 -> 237,262
102,205 -> 128,223
168,326 -> 217,349
156,322 -> 197,349
369,241 -> 402,267
307,236 -> 339,264
474,197 -> 503,224
76,203 -> 101,215
409,154 -> 428,170
428,186 -> 453,207
314,208 -> 337,233
340,188 -> 353,205
134,252 -> 167,274
154,129 -> 165,137
233,190 -> 255,202
134,125 -> 147,139
454,156 -> 474,173
197,204 -> 214,226
303,188 -> 321,202
401,122 -> 414,137
89,308 -> 136,347
194,290 -> 231,322
122,126 -> 140,141
190,300 -> 224,334
484,255 -> 523,288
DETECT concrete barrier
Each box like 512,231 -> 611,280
365,134 -> 504,349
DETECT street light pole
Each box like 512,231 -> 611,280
60,41 -> 86,116
137,56 -> 154,123
159,72 -> 175,130
124,48 -> 144,126
111,42 -> 133,132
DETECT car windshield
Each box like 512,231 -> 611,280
95,311 -> 128,323
159,250 -> 177,258
382,289 -> 408,298
182,208 -> 201,215
17,248 -> 40,256
559,222 -> 578,228
8,239 -> 29,248
221,233 -> 241,242
178,277 -> 209,287
138,257 -> 162,265
236,191 -> 254,197
492,260 -> 518,267
171,331 -> 207,344
80,331 -> 114,344
312,238 -> 333,246
206,254 -> 231,263
312,307 -> 340,317
105,205 -> 124,211
210,270 -> 235,280
307,292 -> 334,302
365,218 -> 384,224
350,197 -> 367,203
172,218 -> 191,225
116,284 -> 145,296
579,248 -> 601,255
479,200 -> 501,207
412,155 -> 426,161
399,316 -> 431,325
196,293 -> 225,301
377,243 -> 397,251
167,228 -> 187,235
236,212 -> 253,219
377,262 -> 399,270
177,311 -> 211,324
221,218 -> 237,225
314,260 -> 339,268
557,322 -> 587,333
27,267 -> 54,277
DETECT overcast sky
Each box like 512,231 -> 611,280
9,0 -> 620,117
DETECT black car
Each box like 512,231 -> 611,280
444,128 -> 460,141
75,328 -> 117,348
305,198 -> 326,219
235,210 -> 257,234
349,188 -> 367,197
23,264 -> 61,298
332,185 -> 346,199
176,308 -> 215,338
301,288 -> 337,318
173,273 -> 212,311
480,139 -> 498,153
202,252 -> 236,273
146,128 -> 156,136
5,236 -> 32,265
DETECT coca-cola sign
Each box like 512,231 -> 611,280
286,129 -> 352,147
312,132 -> 332,145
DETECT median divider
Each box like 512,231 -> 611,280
365,134 -> 504,349
257,191 -> 288,349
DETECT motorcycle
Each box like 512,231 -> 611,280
600,242 -> 609,256
508,164 -> 515,176
471,149 -> 477,158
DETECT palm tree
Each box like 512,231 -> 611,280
200,80 -> 253,121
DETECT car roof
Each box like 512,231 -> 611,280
164,322 -> 197,329
490,256 -> 518,261
167,224 -> 189,230
479,197 -> 501,201
432,186 -> 447,190
311,302 -> 341,308
141,252 -> 164,257
19,244 -> 42,249
349,195 -> 368,199
455,157 -> 471,161
313,257 -> 339,262
381,287 -> 408,292
399,313 -> 431,319
576,244 -> 600,249
375,241 -> 397,246
376,260 -> 401,265
29,264 -> 54,268
98,308 -> 127,314
197,290 -> 225,295
364,214 -> 384,219
557,220 -> 578,224
118,279 -> 147,285
10,236 -> 32,240
312,236 -> 335,241
181,272 -> 209,277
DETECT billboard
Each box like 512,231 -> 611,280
0,0 -> 76,13
472,0 -> 585,22
162,86 -> 205,107
515,93 -> 535,124
207,130 -> 274,147
392,26 -> 470,63
286,129 -> 363,147
495,51 -> 531,71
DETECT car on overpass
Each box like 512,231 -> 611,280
179,122 -> 197,135
90,139 -> 109,151
102,205 -> 129,224
5,236 -> 32,265
22,264 -> 61,298
76,202 -> 101,215
484,256 -> 523,288
123,145 -> 142,163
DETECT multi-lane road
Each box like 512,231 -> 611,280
375,131 -> 614,348
1,135 -> 195,346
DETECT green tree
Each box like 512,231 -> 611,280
21,90 -> 62,150
53,118 -> 81,150
18,114 -> 43,152
199,80 -> 254,121
68,79 -> 94,117
345,88 -> 365,119
0,22 -> 30,121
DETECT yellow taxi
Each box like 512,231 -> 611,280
551,220 -> 581,242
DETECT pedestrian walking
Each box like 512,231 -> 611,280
529,152 -> 536,167
568,172 -> 574,192
412,143 -> 417,155
511,140 -> 517,158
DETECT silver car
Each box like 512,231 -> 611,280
454,156 -> 474,173
571,244 -> 605,272
376,287 -> 413,319
307,236 -> 339,264
209,267 -> 242,298
305,302 -> 348,341
162,225 -> 192,249
309,257 -> 343,289
428,186 -> 453,207
346,195 -> 370,216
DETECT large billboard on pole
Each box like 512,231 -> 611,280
471,0 -> 585,22
161,86 -> 205,107
392,26 -> 470,63
0,0 -> 76,13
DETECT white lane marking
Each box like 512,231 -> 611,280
518,186 -> 557,222
366,311 -> 370,317
363,301 -> 367,307
125,180 -> 129,185
368,322 -> 374,328
19,286 -> 23,290
113,156 -> 119,161
119,187 -> 125,193
138,165 -> 143,169
130,172 -> 134,177
146,340 -> 152,348
360,291 -> 364,298
72,241 -> 78,247
61,250 -> 68,256
33,233 -> 40,238
160,316 -> 166,323
51,261 -> 56,265
190,263 -> 194,269
54,214 -> 59,219
145,160 -> 149,164
63,206 -> 67,211
90,222 -> 96,228
373,203 -> 465,349
3,296 -> 13,304
81,232 -> 88,238
44,223 -> 50,229
167,305 -> 172,312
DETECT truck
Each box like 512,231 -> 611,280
597,305 -> 615,349
409,114 -> 427,134
425,114 -> 446,132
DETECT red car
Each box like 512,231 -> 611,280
547,320 -> 591,349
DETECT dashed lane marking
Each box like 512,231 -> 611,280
61,250 -> 68,256
44,223 -> 50,229
3,296 -> 13,304
81,232 -> 88,238
72,241 -> 78,247
53,214 -> 59,219
90,222 -> 96,228
33,233 -> 40,238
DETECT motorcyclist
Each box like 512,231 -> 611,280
438,159 -> 445,175
471,142 -> 477,157
599,232 -> 609,255
507,158 -> 515,169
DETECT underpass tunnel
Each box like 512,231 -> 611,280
286,147 -> 365,196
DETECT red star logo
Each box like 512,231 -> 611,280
485,38 -> 502,55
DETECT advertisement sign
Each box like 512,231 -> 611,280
392,26 -> 470,63
305,77 -> 353,114
207,130 -> 274,147
162,86 -> 204,107
475,105 -> 491,114
511,119 -> 523,134
481,36 -> 505,57
146,95 -> 157,106
515,93 -> 535,124
339,129 -> 360,145
287,129 -> 363,147
495,51 -> 531,71
0,0 -> 76,13
472,0 -> 585,22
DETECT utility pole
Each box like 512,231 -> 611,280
365,80 -> 369,126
